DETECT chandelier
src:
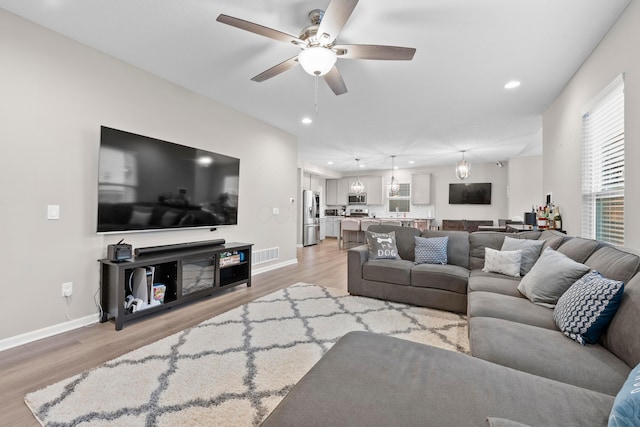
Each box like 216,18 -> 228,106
455,151 -> 470,180
388,155 -> 400,197
350,158 -> 365,194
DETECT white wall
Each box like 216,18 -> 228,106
508,156 -> 543,220
0,10 -> 298,341
543,1 -> 639,246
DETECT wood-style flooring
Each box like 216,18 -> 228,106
0,239 -> 346,426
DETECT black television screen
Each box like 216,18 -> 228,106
449,183 -> 492,205
97,126 -> 239,233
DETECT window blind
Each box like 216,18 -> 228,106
581,74 -> 625,245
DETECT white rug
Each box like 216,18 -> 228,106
25,283 -> 469,426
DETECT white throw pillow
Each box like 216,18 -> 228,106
482,247 -> 522,278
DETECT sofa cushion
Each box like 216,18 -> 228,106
482,247 -> 522,277
609,362 -> 640,427
585,245 -> 640,283
537,230 -> 570,250
601,273 -> 640,369
554,271 -> 624,345
469,231 -> 509,270
366,231 -> 401,260
368,225 -> 421,261
414,236 -> 448,265
468,270 -> 523,298
262,331 -> 614,427
411,264 -> 469,294
421,230 -> 469,268
501,236 -> 545,275
362,259 -> 414,286
469,317 -> 630,395
557,237 -> 602,263
468,292 -> 556,329
517,247 -> 590,307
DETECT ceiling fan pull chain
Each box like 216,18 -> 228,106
315,74 -> 319,114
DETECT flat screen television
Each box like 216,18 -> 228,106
97,126 -> 240,233
449,183 -> 492,205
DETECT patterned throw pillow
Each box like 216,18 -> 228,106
482,247 -> 522,277
553,271 -> 624,345
609,362 -> 640,427
366,231 -> 401,260
414,236 -> 448,265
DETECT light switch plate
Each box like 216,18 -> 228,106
47,205 -> 60,220
272,207 -> 280,215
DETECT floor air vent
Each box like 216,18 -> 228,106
252,247 -> 279,265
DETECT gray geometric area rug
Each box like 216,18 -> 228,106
25,283 -> 469,426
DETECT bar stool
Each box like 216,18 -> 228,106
380,220 -> 402,227
340,218 -> 361,249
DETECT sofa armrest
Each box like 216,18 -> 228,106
347,245 -> 368,295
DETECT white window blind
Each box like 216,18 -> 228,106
581,74 -> 625,245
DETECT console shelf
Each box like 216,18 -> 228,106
99,242 -> 252,330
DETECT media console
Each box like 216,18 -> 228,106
99,241 -> 253,330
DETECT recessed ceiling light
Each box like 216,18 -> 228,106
409,160 -> 415,164
327,161 -> 333,165
301,117 -> 312,124
504,81 -> 521,89
359,164 -> 365,168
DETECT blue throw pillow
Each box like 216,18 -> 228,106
414,236 -> 448,265
553,270 -> 624,345
609,363 -> 640,427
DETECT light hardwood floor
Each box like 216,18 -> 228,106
0,239 -> 346,426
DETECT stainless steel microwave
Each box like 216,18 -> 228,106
347,193 -> 367,205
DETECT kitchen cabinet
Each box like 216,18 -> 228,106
319,218 -> 326,240
326,179 -> 348,205
412,173 -> 431,205
364,176 -> 383,205
325,217 -> 342,238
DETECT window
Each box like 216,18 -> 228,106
581,75 -> 624,245
389,183 -> 410,213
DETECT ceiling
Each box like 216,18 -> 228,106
0,0 -> 630,174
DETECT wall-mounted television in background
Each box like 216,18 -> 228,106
97,126 -> 240,233
449,183 -> 492,205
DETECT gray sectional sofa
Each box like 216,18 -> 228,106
263,226 -> 640,426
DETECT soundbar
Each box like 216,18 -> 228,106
134,239 -> 226,256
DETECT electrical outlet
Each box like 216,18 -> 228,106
62,282 -> 73,297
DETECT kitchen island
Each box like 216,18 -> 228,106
339,217 -> 434,249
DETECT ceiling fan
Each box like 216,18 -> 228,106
216,0 -> 416,96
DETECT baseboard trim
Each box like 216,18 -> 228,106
0,313 -> 100,352
253,258 -> 298,275
1,257 -> 299,352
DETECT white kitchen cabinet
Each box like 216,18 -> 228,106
412,173 -> 431,205
324,217 -> 342,238
319,218 -> 326,240
326,180 -> 338,206
364,176 -> 383,205
326,179 -> 349,206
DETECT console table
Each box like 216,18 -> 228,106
99,242 -> 252,330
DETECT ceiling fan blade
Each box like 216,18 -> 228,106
323,66 -> 348,95
316,0 -> 359,45
217,14 -> 305,46
251,56 -> 299,82
334,44 -> 416,60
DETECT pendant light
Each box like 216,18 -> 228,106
388,155 -> 400,197
350,158 -> 365,194
455,151 -> 470,181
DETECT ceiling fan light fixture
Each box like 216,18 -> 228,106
298,47 -> 337,76
455,151 -> 470,180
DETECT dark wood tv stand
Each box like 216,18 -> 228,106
99,242 -> 253,330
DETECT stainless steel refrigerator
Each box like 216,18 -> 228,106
303,190 -> 320,246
